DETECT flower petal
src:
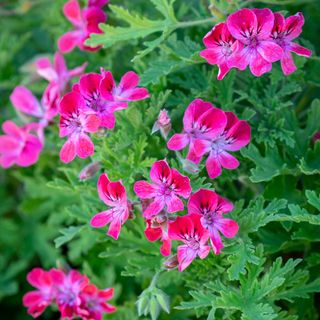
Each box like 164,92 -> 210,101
63,0 -> 83,27
119,71 -> 140,91
90,209 -> 114,228
171,168 -> 191,198
60,139 -> 76,163
100,71 -> 115,101
143,199 -> 164,219
183,99 -> 213,130
107,217 -> 122,240
257,41 -> 283,63
216,218 -> 239,238
289,43 -> 312,57
187,189 -> 218,215
209,229 -> 224,254
84,114 -> 100,133
150,160 -> 172,185
249,53 -> 272,77
58,31 -> 83,53
123,88 -> 150,101
134,181 -> 157,198
224,119 -> 251,151
206,154 -> 222,179
76,134 -> 94,158
177,245 -> 197,272
219,152 -> 239,170
252,8 -> 274,40
280,51 -> 297,76
167,133 -> 189,151
166,194 -> 184,213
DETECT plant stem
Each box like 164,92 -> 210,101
176,17 -> 216,29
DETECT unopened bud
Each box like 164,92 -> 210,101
128,201 -> 135,220
163,255 -> 179,270
208,4 -> 225,21
152,109 -> 171,139
79,161 -> 101,181
312,131 -> 320,144
181,158 -> 199,174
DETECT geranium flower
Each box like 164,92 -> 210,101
226,8 -> 283,76
50,269 -> 89,319
188,189 -> 238,254
194,111 -> 251,179
167,99 -> 227,164
144,211 -> 173,256
59,91 -> 100,163
23,268 -> 55,318
134,160 -> 191,218
200,22 -> 242,80
90,173 -> 130,240
58,0 -> 106,53
10,85 -> 60,125
100,70 -> 150,104
0,121 -> 43,168
35,52 -> 87,93
78,285 -> 116,320
168,213 -> 210,271
271,12 -> 312,75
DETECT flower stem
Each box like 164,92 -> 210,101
176,17 -> 217,29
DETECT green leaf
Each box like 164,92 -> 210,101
54,225 -> 86,248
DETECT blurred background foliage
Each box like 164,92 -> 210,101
0,0 -> 319,319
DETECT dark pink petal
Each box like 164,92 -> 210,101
125,88 -> 150,101
84,114 -> 100,133
273,12 -> 285,34
217,62 -> 232,80
107,181 -> 127,203
167,133 -> 189,151
200,48 -> 222,65
76,134 -> 94,158
90,209 -> 113,228
193,139 -> 210,157
35,57 -> 51,69
252,8 -> 274,40
54,52 -> 68,78
119,71 -> 140,91
27,269 -> 47,289
143,199 -> 164,219
134,181 -> 157,198
23,291 -> 43,306
60,139 -> 76,163
209,229 -> 224,254
58,31 -> 83,53
99,287 -> 114,300
284,12 -> 305,41
16,135 -> 42,167
249,53 -> 272,77
160,239 -> 171,256
225,120 -> 251,151
257,41 -> 283,62
166,194 -> 184,213
100,71 -> 115,101
59,91 -> 84,115
217,196 -> 234,214
83,6 -> 106,34
183,99 -> 213,130
289,43 -> 312,57
281,51 -> 297,76
170,168 -> 191,198
10,86 -> 43,117
186,148 -> 202,164
227,47 -> 250,70
145,224 -> 162,241
107,218 -> 122,240
0,155 -> 16,168
63,0 -> 83,27
216,218 -> 239,238
2,120 -> 23,138
168,215 -> 193,241
198,245 -> 211,259
49,268 -> 65,285
187,189 -> 218,215
100,112 -> 116,129
177,245 -> 197,272
203,23 -> 228,48
101,303 -> 117,313
219,152 -> 239,170
150,160 -> 172,185
88,0 -> 109,7
0,136 -> 20,154
227,8 -> 257,42
79,73 -> 102,99
206,154 -> 222,179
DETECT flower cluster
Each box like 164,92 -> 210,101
200,8 -> 312,79
58,0 -> 108,53
167,99 -> 251,179
23,267 -> 116,319
59,69 -> 149,163
0,53 -> 86,169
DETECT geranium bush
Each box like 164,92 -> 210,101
0,0 -> 320,319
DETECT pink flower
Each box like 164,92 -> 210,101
144,211 -> 173,256
134,160 -> 191,219
200,22 -> 242,80
58,0 -> 106,53
23,268 -> 55,318
188,189 -> 238,254
50,269 -> 89,319
90,173 -> 130,240
59,91 -> 100,163
167,99 -> 227,164
271,12 -> 312,75
194,111 -> 251,179
10,85 -> 60,124
227,8 -> 283,76
0,121 -> 43,168
88,0 -> 109,7
78,285 -> 116,320
35,52 -> 87,93
100,70 -> 150,104
168,213 -> 210,272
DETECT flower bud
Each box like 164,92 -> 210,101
79,161 -> 101,181
312,131 -> 320,143
163,255 -> 179,270
151,109 -> 171,139
181,158 -> 199,174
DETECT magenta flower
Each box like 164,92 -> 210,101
10,85 -> 60,124
200,22 -> 243,80
88,0 -> 109,7
188,189 -> 238,254
194,111 -> 250,179
271,12 -> 312,75
0,121 -> 43,168
226,8 -> 283,76
90,173 -> 130,240
144,212 -> 173,256
134,160 -> 192,219
100,70 -> 150,104
167,99 -> 227,164
35,52 -> 87,92
58,0 -> 106,53
50,269 -> 89,319
23,268 -> 55,318
59,91 -> 100,163
168,213 -> 210,272
78,285 -> 116,320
